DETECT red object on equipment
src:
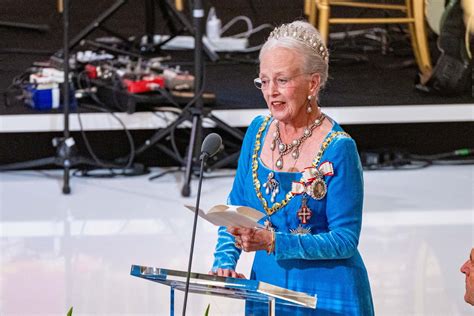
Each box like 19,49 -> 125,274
123,75 -> 165,94
85,64 -> 98,79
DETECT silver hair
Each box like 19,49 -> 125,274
259,21 -> 329,90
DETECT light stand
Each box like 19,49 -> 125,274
0,0 -> 102,193
182,0 -> 205,197
59,0 -> 241,194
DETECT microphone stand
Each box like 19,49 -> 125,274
62,0 -> 72,194
181,133 -> 221,315
182,153 -> 206,316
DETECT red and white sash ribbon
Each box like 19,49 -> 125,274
291,161 -> 334,195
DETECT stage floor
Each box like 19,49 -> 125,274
0,165 -> 473,315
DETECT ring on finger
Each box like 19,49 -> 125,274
235,238 -> 242,249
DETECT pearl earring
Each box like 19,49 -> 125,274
307,95 -> 312,113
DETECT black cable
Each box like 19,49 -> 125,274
362,147 -> 474,171
148,166 -> 183,180
410,148 -> 474,160
72,165 -> 147,177
151,81 -> 206,164
77,61 -> 192,167
170,122 -> 185,163
111,72 -> 126,111
75,66 -> 199,177
77,103 -> 136,171
2,71 -> 31,107
72,40 -> 209,173
73,71 -> 142,176
158,87 -> 181,107
151,110 -> 184,162
164,60 -> 208,165
430,159 -> 474,165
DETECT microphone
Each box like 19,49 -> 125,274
199,132 -> 222,160
182,133 -> 222,316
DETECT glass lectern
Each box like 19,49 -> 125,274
130,264 -> 317,315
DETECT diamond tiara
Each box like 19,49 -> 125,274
268,23 -> 329,63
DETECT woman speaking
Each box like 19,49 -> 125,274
210,20 -> 374,315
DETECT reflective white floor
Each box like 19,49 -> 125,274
0,165 -> 473,315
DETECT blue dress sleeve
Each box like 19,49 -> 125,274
274,136 -> 364,260
211,116 -> 266,271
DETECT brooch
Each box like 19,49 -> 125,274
263,171 -> 279,203
291,161 -> 334,200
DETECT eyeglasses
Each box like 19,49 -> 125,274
253,73 -> 311,90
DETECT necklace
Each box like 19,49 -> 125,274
271,113 -> 326,170
263,128 -> 303,202
252,115 -> 349,215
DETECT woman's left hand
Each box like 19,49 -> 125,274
229,227 -> 273,253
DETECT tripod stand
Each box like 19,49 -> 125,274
133,0 -> 244,197
55,0 -> 218,61
0,0 -> 101,194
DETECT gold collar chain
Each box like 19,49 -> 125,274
252,115 -> 350,216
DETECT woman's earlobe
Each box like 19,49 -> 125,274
310,74 -> 321,91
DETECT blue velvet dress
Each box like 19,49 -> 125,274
212,115 -> 374,315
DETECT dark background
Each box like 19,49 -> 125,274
0,0 -> 473,167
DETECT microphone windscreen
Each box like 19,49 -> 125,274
200,133 -> 222,158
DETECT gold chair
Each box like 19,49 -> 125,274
175,0 -> 184,11
305,0 -> 432,74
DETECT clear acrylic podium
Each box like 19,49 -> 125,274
130,264 -> 317,315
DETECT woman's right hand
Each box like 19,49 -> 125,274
209,268 -> 246,279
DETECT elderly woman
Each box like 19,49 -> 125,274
210,20 -> 374,315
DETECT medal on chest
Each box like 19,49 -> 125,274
297,195 -> 312,224
290,224 -> 312,235
291,162 -> 334,200
289,162 -> 334,233
308,177 -> 327,200
290,196 -> 314,235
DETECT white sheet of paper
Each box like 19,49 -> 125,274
184,205 -> 265,228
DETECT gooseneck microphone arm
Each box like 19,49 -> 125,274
182,133 -> 222,315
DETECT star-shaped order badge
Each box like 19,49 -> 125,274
290,224 -> 312,235
291,161 -> 334,200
